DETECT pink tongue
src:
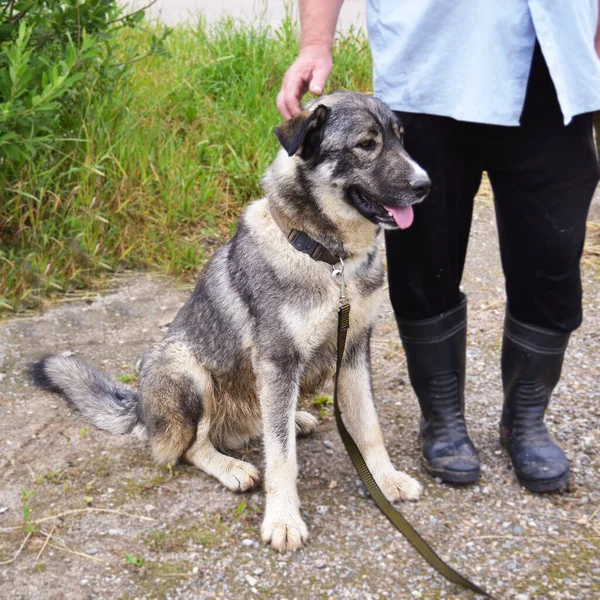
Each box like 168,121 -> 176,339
384,205 -> 414,229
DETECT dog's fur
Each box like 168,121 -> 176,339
30,91 -> 429,551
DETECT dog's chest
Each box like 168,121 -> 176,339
291,282 -> 383,399
279,299 -> 338,357
280,278 -> 383,358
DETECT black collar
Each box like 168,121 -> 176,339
269,206 -> 341,266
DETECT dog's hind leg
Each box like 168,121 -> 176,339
256,357 -> 308,552
141,343 -> 207,466
185,420 -> 260,492
144,373 -> 201,466
338,332 -> 422,502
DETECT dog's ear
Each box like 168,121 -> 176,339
274,105 -> 330,159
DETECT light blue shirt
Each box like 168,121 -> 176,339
367,0 -> 600,125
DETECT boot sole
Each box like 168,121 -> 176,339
422,458 -> 481,484
516,471 -> 570,493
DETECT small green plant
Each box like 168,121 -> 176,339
147,531 -> 166,550
125,554 -> 145,568
20,489 -> 36,533
313,395 -> 333,418
79,427 -> 90,440
36,467 -> 68,485
20,489 -> 35,501
117,373 -> 138,384
235,500 -> 247,521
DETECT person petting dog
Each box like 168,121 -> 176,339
278,1 -> 600,492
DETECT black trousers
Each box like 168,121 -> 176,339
386,44 -> 599,333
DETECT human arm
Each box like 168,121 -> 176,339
276,0 -> 344,119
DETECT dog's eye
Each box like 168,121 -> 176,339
357,139 -> 376,150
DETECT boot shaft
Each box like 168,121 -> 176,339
501,314 -> 570,427
396,293 -> 467,422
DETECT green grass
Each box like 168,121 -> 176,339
0,16 -> 371,313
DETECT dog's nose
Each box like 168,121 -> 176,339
410,178 -> 431,200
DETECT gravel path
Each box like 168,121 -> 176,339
1,190 -> 599,599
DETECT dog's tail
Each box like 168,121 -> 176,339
30,355 -> 146,439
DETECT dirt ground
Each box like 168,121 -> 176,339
1,189 -> 599,600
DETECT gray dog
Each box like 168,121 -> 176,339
31,91 -> 430,551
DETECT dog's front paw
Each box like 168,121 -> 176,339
377,469 -> 422,502
261,506 -> 308,552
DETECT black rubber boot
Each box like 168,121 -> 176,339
500,313 -> 571,493
396,294 -> 480,484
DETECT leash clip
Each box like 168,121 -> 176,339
331,257 -> 349,307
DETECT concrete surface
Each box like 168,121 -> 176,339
127,0 -> 367,30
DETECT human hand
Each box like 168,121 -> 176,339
277,44 -> 333,120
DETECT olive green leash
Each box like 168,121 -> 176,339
331,263 -> 495,598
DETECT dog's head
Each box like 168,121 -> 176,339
271,91 -> 430,231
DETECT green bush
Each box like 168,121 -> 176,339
0,0 -> 162,169
0,1 -> 171,310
